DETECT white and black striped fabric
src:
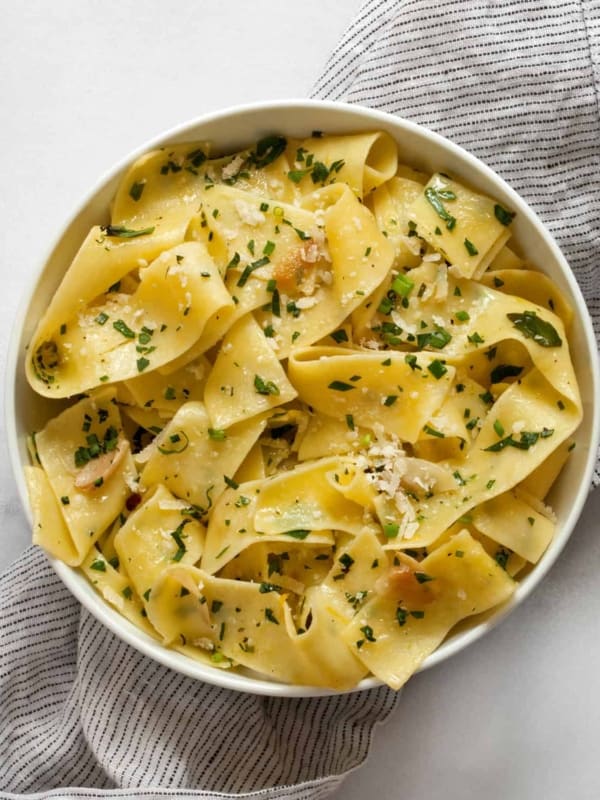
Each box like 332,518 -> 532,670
2,1 -> 599,797
0,548 -> 397,798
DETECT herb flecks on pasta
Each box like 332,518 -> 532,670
25,131 -> 581,691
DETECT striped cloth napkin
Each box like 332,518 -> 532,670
1,1 -> 598,797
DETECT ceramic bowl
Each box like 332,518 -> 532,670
7,100 -> 599,696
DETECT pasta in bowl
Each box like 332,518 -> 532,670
10,102 -> 598,695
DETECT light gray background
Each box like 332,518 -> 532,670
1,3 -> 599,798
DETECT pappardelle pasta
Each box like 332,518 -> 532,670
25,130 -> 581,690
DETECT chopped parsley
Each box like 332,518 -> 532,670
113,319 -> 136,339
494,204 -> 515,226
236,257 -> 270,287
254,374 -> 280,396
495,547 -> 511,569
331,329 -> 349,344
396,606 -> 408,627
259,582 -> 281,594
250,135 -> 287,168
337,553 -> 355,575
464,238 -> 478,256
468,332 -> 484,345
424,186 -> 457,230
100,224 -> 155,238
73,426 -> 119,468
129,181 -> 146,202
417,327 -> 451,349
415,572 -> 434,584
328,380 -> 355,392
345,590 -> 368,610
507,311 -> 562,347
170,520 -> 190,562
490,364 -> 523,384
285,529 -> 310,540
484,428 -> 554,452
360,625 -> 376,642
405,354 -> 420,371
226,252 -> 241,271
428,359 -> 448,379
423,424 -> 445,438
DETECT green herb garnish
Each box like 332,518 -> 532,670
250,135 -> 287,168
285,529 -> 310,540
424,186 -> 457,230
464,238 -> 478,256
170,520 -> 190,562
484,428 -> 554,452
157,430 -> 189,454
360,625 -> 376,642
507,311 -> 562,347
328,380 -> 355,392
490,364 -> 523,384
331,329 -> 349,344
428,359 -> 448,379
383,522 -> 400,538
129,181 -> 146,202
494,204 -> 515,226
100,224 -> 155,238
254,374 -> 280,396
415,572 -> 434,584
113,319 -> 136,339
417,327 -> 452,349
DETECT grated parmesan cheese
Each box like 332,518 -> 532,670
295,295 -> 319,310
221,154 -> 245,181
234,199 -> 265,227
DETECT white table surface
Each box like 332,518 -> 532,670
2,3 -> 599,798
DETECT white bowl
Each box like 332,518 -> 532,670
7,100 -> 600,696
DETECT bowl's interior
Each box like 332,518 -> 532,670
8,100 -> 599,696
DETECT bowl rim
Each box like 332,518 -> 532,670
7,97 -> 600,697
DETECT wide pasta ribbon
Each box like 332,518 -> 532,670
28,241 -> 232,397
25,388 -> 136,565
